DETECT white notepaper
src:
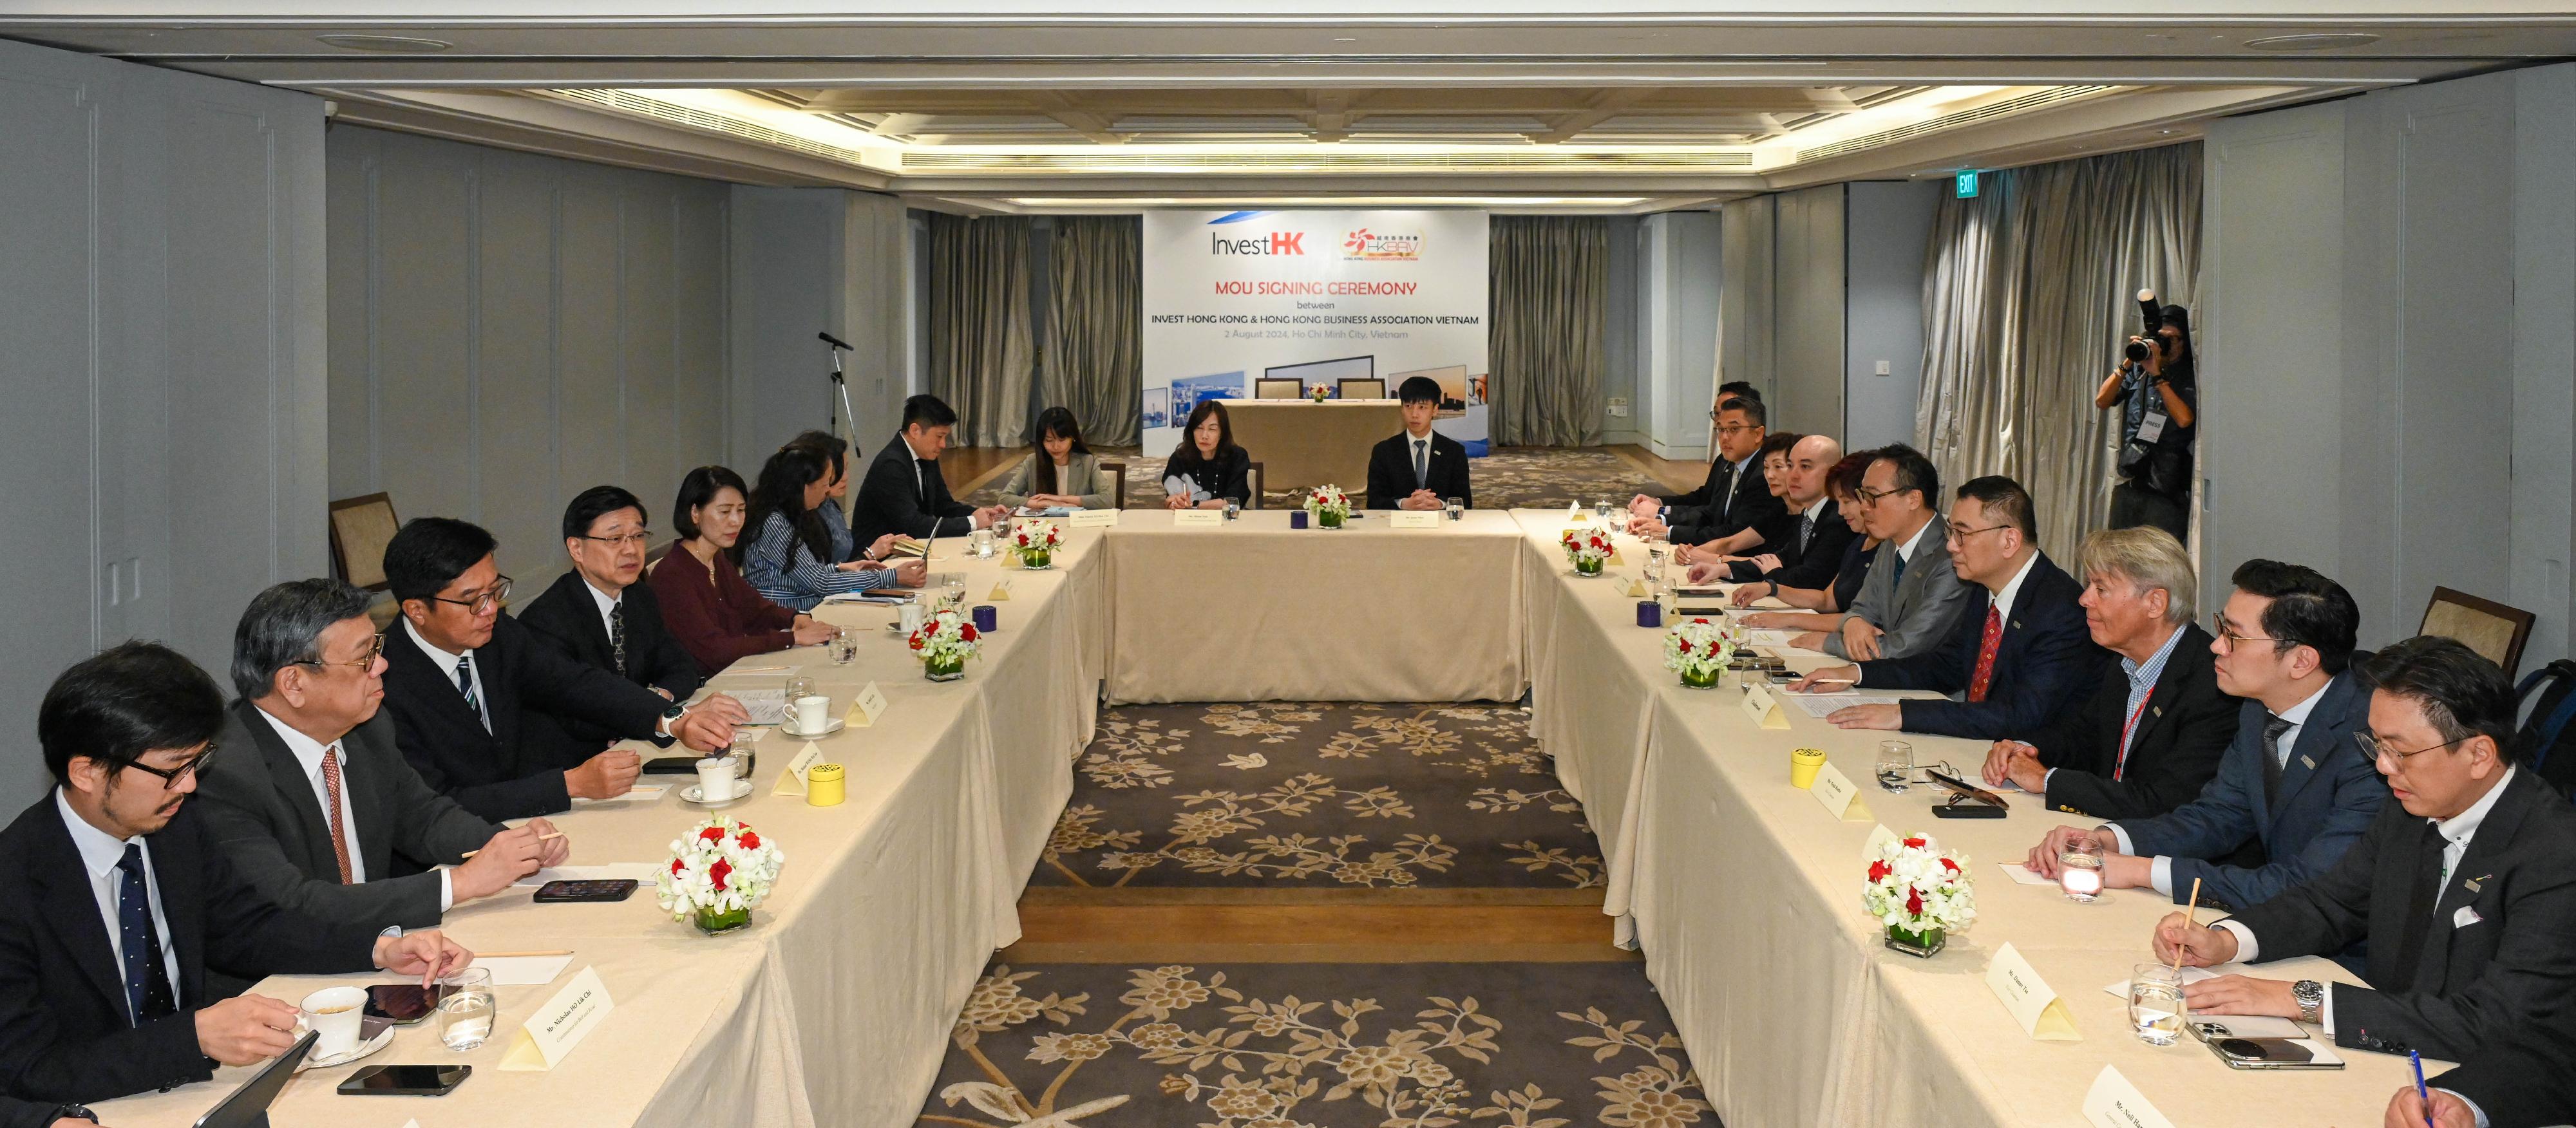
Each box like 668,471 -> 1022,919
571,784 -> 668,807
473,954 -> 576,987
1997,863 -> 2057,886
1787,693 -> 1901,719
515,862 -> 663,888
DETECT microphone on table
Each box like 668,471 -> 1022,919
818,330 -> 853,351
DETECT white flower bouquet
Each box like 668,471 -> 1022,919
1009,520 -> 1063,569
1662,616 -> 1740,688
1560,527 -> 1613,576
1304,485 -> 1352,529
659,814 -> 784,935
1863,833 -> 1975,954
909,605 -> 982,681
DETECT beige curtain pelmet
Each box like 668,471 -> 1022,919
1488,216 -> 1609,447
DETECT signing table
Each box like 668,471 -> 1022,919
1221,398 -> 1405,492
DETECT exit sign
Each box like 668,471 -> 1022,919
1955,170 -> 1980,198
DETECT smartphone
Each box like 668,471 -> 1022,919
1931,802 -> 2007,819
2208,1037 -> 2329,1069
365,984 -> 434,1024
339,1064 -> 471,1096
535,878 -> 638,904
1924,771 -> 2009,808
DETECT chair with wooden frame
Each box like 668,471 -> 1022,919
2420,586 -> 2537,676
328,493 -> 402,630
1097,460 -> 1128,511
1245,462 -> 1265,509
1337,377 -> 1387,400
1253,377 -> 1303,400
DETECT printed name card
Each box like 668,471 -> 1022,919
772,741 -> 826,796
1172,510 -> 1224,527
1739,682 -> 1791,729
1808,761 -> 1872,822
1861,823 -> 1900,862
842,682 -> 887,728
1624,578 -> 1652,599
1985,942 -> 2082,1041
2081,1066 -> 2175,1128
988,576 -> 1014,601
1387,511 -> 1439,529
498,966 -> 614,1071
1068,509 -> 1120,527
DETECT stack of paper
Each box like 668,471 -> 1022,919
1787,693 -> 1901,718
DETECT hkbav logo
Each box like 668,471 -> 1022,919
1341,228 -> 1423,261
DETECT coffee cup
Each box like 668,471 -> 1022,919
300,984 -> 368,1058
898,602 -> 925,632
696,756 -> 736,802
793,694 -> 829,733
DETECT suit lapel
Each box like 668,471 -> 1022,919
235,702 -> 337,880
392,626 -> 500,747
2417,775 -> 2533,993
28,805 -> 136,1019
2271,674 -> 2359,814
151,822 -> 205,1010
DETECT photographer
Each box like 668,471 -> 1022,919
2097,289 -> 2195,541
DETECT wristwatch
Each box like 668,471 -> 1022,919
2291,979 -> 2324,1025
658,700 -> 688,738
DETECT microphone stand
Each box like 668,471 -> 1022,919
820,332 -> 860,454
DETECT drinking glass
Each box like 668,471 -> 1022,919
827,630 -> 857,666
1643,549 -> 1666,592
1875,740 -> 1914,792
1224,500 -> 1241,522
1593,499 -> 1613,522
970,527 -> 994,558
436,966 -> 495,1051
1444,497 -> 1463,522
784,675 -> 815,703
2060,838 -> 2107,903
2128,963 -> 2186,1046
942,572 -> 968,608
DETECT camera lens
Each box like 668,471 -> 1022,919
2125,340 -> 2150,362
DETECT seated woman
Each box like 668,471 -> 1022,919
787,429 -> 857,561
1672,432 -> 1799,567
1162,399 -> 1251,511
1723,453 -> 1880,634
998,406 -> 1114,511
739,444 -> 925,612
650,465 -> 846,672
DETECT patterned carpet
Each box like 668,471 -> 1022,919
963,447 -> 1674,512
918,960 -> 1709,1128
1034,703 -> 1604,890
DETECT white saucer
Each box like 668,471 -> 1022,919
779,718 -> 845,740
681,778 -> 753,804
298,1024 -> 395,1072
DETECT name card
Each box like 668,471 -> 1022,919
1985,942 -> 2082,1041
843,681 -> 887,728
772,741 -> 826,796
1172,510 -> 1224,527
1388,511 -> 1439,529
1861,823 -> 1900,862
1739,682 -> 1791,729
988,577 -> 1014,601
1566,503 -> 1584,522
1808,760 -> 1872,822
1068,509 -> 1120,528
498,965 -> 614,1071
1624,578 -> 1652,598
2081,1066 -> 2175,1128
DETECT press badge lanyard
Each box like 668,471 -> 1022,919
2112,694 -> 2155,781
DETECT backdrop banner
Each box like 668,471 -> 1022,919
1141,210 -> 1492,459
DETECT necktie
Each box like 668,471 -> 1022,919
2259,714 -> 2293,809
1967,606 -> 2004,702
609,600 -> 628,677
1891,545 -> 1909,588
1716,463 -> 1736,519
2389,819 -> 2450,993
115,845 -> 176,1025
320,746 -> 354,884
455,656 -> 488,733
1797,511 -> 1815,554
1413,439 -> 1429,489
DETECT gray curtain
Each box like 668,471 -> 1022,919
1489,216 -> 1609,447
926,212 -> 1036,446
1040,215 -> 1142,447
1915,143 -> 2202,561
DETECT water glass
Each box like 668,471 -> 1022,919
941,573 -> 967,608
1444,497 -> 1463,521
1224,500 -> 1241,522
969,527 -> 994,558
1643,548 -> 1666,591
784,675 -> 815,703
1593,499 -> 1613,522
2060,838 -> 2107,903
436,966 -> 495,1051
2128,963 -> 2186,1046
826,631 -> 857,665
1875,740 -> 1913,792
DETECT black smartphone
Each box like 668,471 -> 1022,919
1932,802 -> 2007,819
339,1064 -> 471,1096
365,984 -> 434,1024
535,878 -> 638,904
641,757 -> 699,775
2210,1037 -> 2320,1069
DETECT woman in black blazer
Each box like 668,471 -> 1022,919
1162,399 -> 1251,509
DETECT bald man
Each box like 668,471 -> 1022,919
1690,434 -> 1851,588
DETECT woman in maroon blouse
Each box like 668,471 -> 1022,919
649,465 -> 841,672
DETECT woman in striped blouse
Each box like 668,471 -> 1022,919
739,444 -> 924,611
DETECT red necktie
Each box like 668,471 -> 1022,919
1967,606 -> 2003,702
321,746 -> 354,884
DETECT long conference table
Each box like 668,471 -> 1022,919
97,511 -> 2415,1127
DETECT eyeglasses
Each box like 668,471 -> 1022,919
2208,612 -> 2287,653
1853,486 -> 1899,506
1946,523 -> 2013,541
1712,422 -> 1758,436
433,576 -> 515,614
298,632 -> 384,673
123,747 -> 218,788
2356,731 -> 2465,763
579,531 -> 651,549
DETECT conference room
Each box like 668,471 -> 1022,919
10,6 -> 2576,1128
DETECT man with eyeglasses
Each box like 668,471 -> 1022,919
379,517 -> 743,822
1626,396 -> 1783,549
2025,559 -> 2387,921
192,579 -> 564,998
1751,444 -> 1969,663
517,486 -> 713,769
2154,636 -> 2576,1062
0,643 -> 472,1107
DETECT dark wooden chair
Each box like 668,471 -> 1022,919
1253,377 -> 1303,400
1338,377 -> 1387,400
1098,460 -> 1128,511
2420,586 -> 2537,675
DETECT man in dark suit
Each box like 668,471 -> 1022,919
1702,434 -> 1846,585
1365,375 -> 1473,511
193,579 -> 565,966
1795,475 -> 2110,740
518,485 -> 706,768
2394,1026 -> 2576,1127
2158,637 -> 2576,1061
1980,527 -> 2240,820
1626,395 -> 1783,546
377,518 -> 743,822
1752,444 -> 1972,663
2029,559 -> 2387,913
0,643 -> 469,1106
851,394 -> 1009,549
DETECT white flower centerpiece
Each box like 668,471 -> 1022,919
1304,484 -> 1352,530
1307,382 -> 1331,402
1864,833 -> 1976,956
907,605 -> 982,681
659,814 -> 784,935
1662,616 -> 1741,690
1009,520 -> 1063,570
1561,527 -> 1613,577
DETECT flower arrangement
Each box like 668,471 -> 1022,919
1307,383 -> 1332,402
1009,520 -> 1063,569
659,814 -> 784,935
1560,527 -> 1613,576
1662,616 -> 1741,688
1863,834 -> 1976,955
1304,484 -> 1352,529
908,606 -> 982,681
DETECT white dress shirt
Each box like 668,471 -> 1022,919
1987,551 -> 2040,624
402,617 -> 489,732
2112,678 -> 2334,895
56,787 -> 180,1017
1789,493 -> 1832,552
253,706 -> 455,911
1892,514 -> 1936,564
586,579 -> 624,642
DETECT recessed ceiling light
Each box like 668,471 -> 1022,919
314,33 -> 453,53
2242,32 -> 2382,52
1333,37 -> 1357,43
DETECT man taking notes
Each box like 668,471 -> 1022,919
1365,375 -> 1471,511
853,394 -> 1008,548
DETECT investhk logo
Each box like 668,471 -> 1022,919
1211,230 -> 1304,256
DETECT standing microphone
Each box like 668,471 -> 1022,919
818,330 -> 853,351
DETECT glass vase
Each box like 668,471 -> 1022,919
1019,549 -> 1052,570
1318,510 -> 1345,530
925,655 -> 965,682
1680,666 -> 1720,690
1884,924 -> 1945,957
694,907 -> 752,936
1574,558 -> 1604,577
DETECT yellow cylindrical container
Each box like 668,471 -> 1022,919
1789,747 -> 1826,790
806,762 -> 846,807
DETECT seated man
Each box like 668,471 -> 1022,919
1365,375 -> 1472,511
1794,475 -> 2110,739
1980,527 -> 2240,820
194,579 -> 567,973
1750,444 -> 1969,663
2155,637 -> 2576,1060
518,485 -> 707,767
853,394 -> 1009,547
1699,434 -> 1847,585
2392,1024 -> 2576,1128
379,518 -> 742,822
1627,395 -> 1781,546
0,643 -> 469,1106
1673,432 -> 1797,564
2027,559 -> 2385,912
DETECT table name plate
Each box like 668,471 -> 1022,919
1985,942 -> 2082,1041
498,965 -> 614,1071
1172,510 -> 1224,527
1068,509 -> 1120,527
1387,511 -> 1440,529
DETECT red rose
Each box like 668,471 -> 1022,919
1902,836 -> 1927,849
670,859 -> 685,876
1906,887 -> 1924,916
709,858 -> 732,892
1676,640 -> 1691,653
699,826 -> 724,842
1690,617 -> 1710,625
738,831 -> 761,851
960,625 -> 978,642
1868,860 -> 1891,882
909,633 -> 925,650
1940,858 -> 1960,873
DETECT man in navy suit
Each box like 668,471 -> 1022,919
2027,559 -> 2387,915
1627,396 -> 1783,546
1363,375 -> 1472,511
1792,475 -> 2110,740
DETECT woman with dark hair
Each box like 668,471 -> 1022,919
1162,399 -> 1251,511
998,406 -> 1113,511
740,445 -> 923,612
649,465 -> 844,671
1735,451 -> 1881,618
787,429 -> 858,561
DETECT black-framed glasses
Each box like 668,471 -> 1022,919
1853,485 -> 1897,506
124,747 -> 218,787
298,632 -> 385,673
1712,422 -> 1757,436
578,531 -> 651,549
2356,731 -> 2465,763
2208,611 -> 2286,653
1946,522 -> 2013,541
433,576 -> 514,614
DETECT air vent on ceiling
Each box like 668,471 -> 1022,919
902,150 -> 1753,173
549,88 -> 878,166
1795,86 -> 2117,164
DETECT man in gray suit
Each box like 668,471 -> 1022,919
195,580 -> 569,972
1754,444 -> 1971,663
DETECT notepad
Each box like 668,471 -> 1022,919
1787,693 -> 1900,718
473,954 -> 575,986
570,784 -> 667,807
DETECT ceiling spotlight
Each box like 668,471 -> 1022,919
314,33 -> 454,53
2242,32 -> 2382,52
1333,37 -> 1357,43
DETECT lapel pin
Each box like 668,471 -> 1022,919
2300,755 -> 2316,770
2464,874 -> 2489,893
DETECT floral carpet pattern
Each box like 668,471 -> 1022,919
962,447 -> 1673,512
919,961 -> 1709,1128
1036,703 -> 1603,890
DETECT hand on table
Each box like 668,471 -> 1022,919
1628,494 -> 1660,519
865,533 -> 898,561
2025,825 -> 2110,879
2387,1085 -> 2479,1128
452,822 -> 549,901
1401,490 -> 1443,511
1826,703 -> 1903,729
672,706 -> 737,753
1983,740 -> 2047,792
1841,617 -> 1885,661
791,616 -> 840,646
890,558 -> 929,587
1739,610 -> 1792,628
1745,553 -> 1783,574
1629,516 -> 1668,540
972,505 -> 1011,529
375,929 -> 475,988
1787,664 -> 1859,694
2154,912 -> 2239,968
194,993 -> 302,1066
564,749 -> 641,800
1787,631 -> 1830,651
2183,974 -> 2299,1019
1671,544 -> 1698,566
1163,493 -> 1194,511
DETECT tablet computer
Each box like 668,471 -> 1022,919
194,1028 -> 318,1128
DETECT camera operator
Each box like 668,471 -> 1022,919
2097,289 -> 2195,541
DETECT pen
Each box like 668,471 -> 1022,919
2410,1050 -> 2432,1128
